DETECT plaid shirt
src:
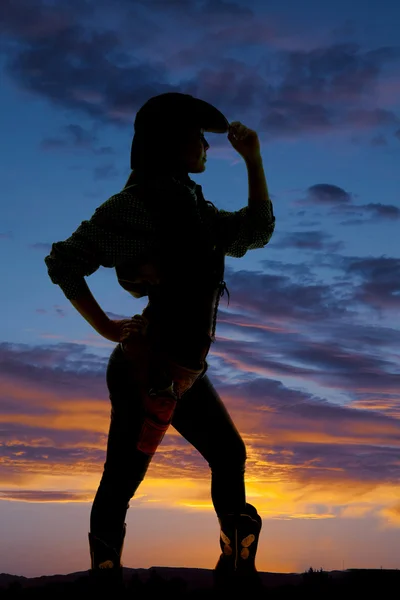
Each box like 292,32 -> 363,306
44,174 -> 275,300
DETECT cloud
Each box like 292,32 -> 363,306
361,203 -> 400,219
0,341 -> 108,390
34,305 -> 67,318
213,261 -> 400,404
300,184 -> 400,224
2,238 -> 400,510
1,1 -> 399,143
344,256 -> 400,311
259,44 -> 400,138
0,231 -> 13,240
221,266 -> 351,324
346,108 -> 398,128
40,124 -> 114,155
213,326 -> 400,403
274,230 -> 343,252
0,490 -> 92,502
259,260 -> 316,283
306,184 -> 352,204
0,268 -> 400,520
0,0 -> 80,39
53,305 -> 67,318
2,17 -> 171,125
93,163 -> 119,180
134,0 -> 253,19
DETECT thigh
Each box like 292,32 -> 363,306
103,344 -> 151,477
171,375 -> 246,466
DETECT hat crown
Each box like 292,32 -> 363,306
134,93 -> 196,131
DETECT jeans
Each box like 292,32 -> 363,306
90,343 -> 247,546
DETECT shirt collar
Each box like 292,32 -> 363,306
124,169 -> 199,197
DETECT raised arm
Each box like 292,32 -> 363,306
213,155 -> 275,258
212,122 -> 275,257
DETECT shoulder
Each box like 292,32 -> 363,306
95,187 -> 144,213
93,187 -> 154,227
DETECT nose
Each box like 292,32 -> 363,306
201,133 -> 209,151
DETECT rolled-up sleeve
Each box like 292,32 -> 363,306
215,200 -> 276,258
44,191 -> 156,300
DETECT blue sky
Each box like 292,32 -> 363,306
1,0 -> 400,578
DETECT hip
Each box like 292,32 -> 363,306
108,334 -> 208,399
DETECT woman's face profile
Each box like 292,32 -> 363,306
177,127 -> 210,174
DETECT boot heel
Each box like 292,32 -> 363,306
214,504 -> 263,592
88,523 -> 126,594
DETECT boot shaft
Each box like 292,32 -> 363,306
89,523 -> 126,570
217,503 -> 262,573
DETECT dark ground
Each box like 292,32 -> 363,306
1,567 -> 399,598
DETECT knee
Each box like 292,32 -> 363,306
98,464 -> 146,501
209,435 -> 247,472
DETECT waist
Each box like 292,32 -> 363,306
114,336 -> 209,390
112,323 -> 209,372
144,285 -> 221,331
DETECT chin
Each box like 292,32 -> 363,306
189,161 -> 207,174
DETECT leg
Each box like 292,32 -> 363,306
171,375 -> 263,590
171,374 -> 247,517
90,344 -> 154,550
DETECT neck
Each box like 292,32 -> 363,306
124,166 -> 192,189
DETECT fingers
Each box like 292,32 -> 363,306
228,121 -> 247,140
120,315 -> 147,341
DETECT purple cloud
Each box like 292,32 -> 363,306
0,341 -> 109,392
1,337 -> 399,491
301,184 -> 399,224
40,124 -> 114,155
345,256 -> 400,311
0,0 -> 80,38
1,256 -> 400,493
53,305 -> 66,318
361,203 -> 400,219
222,266 -> 351,323
1,2 -> 399,142
274,230 -> 343,252
0,491 -> 92,502
34,306 -> 69,318
307,184 -> 352,204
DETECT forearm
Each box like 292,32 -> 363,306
245,155 -> 272,214
69,279 -> 110,335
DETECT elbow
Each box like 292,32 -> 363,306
250,216 -> 276,245
261,217 -> 276,240
44,243 -> 58,267
251,222 -> 276,250
262,223 -> 276,247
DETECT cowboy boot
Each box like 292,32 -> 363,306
214,503 -> 263,593
88,523 -> 126,594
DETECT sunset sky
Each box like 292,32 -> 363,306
1,0 -> 400,579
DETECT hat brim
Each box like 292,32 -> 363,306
191,98 -> 229,134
